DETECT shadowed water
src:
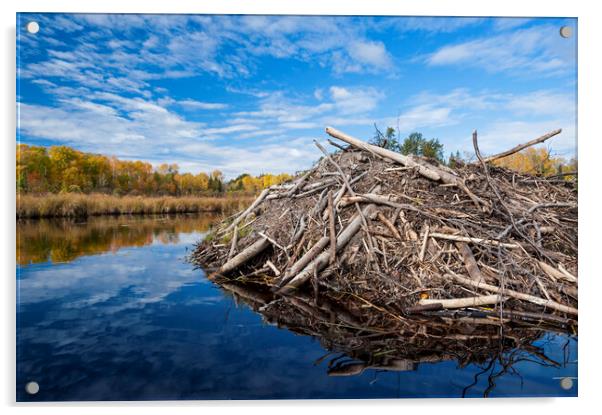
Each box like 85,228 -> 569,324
16,214 -> 577,401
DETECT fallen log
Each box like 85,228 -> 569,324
278,204 -> 378,294
447,272 -> 578,315
277,236 -> 330,287
429,232 -> 520,249
326,127 -> 486,207
219,237 -> 271,274
419,294 -> 505,309
539,261 -> 578,284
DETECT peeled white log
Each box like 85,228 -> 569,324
279,204 -> 378,293
447,272 -> 578,315
326,127 -> 486,208
419,294 -> 504,309
219,237 -> 270,274
539,261 -> 578,284
429,232 -> 520,249
326,127 -> 441,181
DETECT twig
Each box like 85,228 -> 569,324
478,129 -> 562,163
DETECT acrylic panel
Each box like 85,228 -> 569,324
16,13 -> 578,401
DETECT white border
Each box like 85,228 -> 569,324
2,1 -> 600,414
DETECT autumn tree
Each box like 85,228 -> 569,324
493,147 -> 576,178
16,144 -> 295,196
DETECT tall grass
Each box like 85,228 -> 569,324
17,193 -> 254,219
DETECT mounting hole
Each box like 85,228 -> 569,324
559,26 -> 572,38
25,381 -> 39,395
560,377 -> 574,390
26,21 -> 40,34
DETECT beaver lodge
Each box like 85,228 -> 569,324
190,126 -> 577,375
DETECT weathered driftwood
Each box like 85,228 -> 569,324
479,129 -> 562,164
456,242 -> 485,282
539,261 -> 578,284
326,127 -> 486,207
328,190 -> 336,264
279,204 -> 378,294
278,236 -> 330,287
219,237 -> 270,274
429,233 -> 520,249
447,272 -> 578,315
419,294 -> 505,309
227,225 -> 239,260
326,127 -> 441,181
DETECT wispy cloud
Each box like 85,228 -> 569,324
21,14 -> 401,99
392,17 -> 486,33
426,24 -> 575,76
17,14 -> 577,178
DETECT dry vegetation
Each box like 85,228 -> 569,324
17,193 -> 253,218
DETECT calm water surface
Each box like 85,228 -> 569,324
16,214 -> 578,401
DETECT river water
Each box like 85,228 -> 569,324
16,214 -> 578,401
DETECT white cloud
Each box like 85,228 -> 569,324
393,17 -> 486,33
492,18 -> 533,31
504,91 -> 574,116
346,40 -> 392,70
426,24 -> 576,76
21,14 -> 401,98
203,125 -> 258,135
178,100 -> 229,110
329,86 -> 384,114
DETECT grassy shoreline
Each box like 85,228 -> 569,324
17,193 -> 254,219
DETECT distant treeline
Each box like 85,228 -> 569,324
17,144 -> 293,195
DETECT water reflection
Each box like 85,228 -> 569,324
17,214 -> 218,266
16,214 -> 577,401
212,278 -> 577,396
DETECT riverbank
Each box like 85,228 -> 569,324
17,193 -> 254,218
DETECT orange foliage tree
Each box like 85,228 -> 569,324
17,144 -> 292,196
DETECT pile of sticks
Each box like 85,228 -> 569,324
191,126 -> 577,332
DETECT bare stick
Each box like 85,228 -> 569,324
377,212 -> 402,240
219,237 -> 271,275
279,204 -> 378,294
419,224 -> 430,261
222,188 -> 269,234
479,129 -> 562,163
265,260 -> 281,277
430,232 -> 520,249
286,168 -> 314,197
227,225 -> 238,260
325,127 -> 440,180
419,294 -> 505,309
456,242 -> 485,282
325,127 -> 486,207
328,191 -> 336,264
277,236 -> 330,287
447,272 -> 578,315
257,232 -> 288,257
539,261 -> 578,284
314,140 -> 378,266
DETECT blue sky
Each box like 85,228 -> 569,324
16,14 -> 577,178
